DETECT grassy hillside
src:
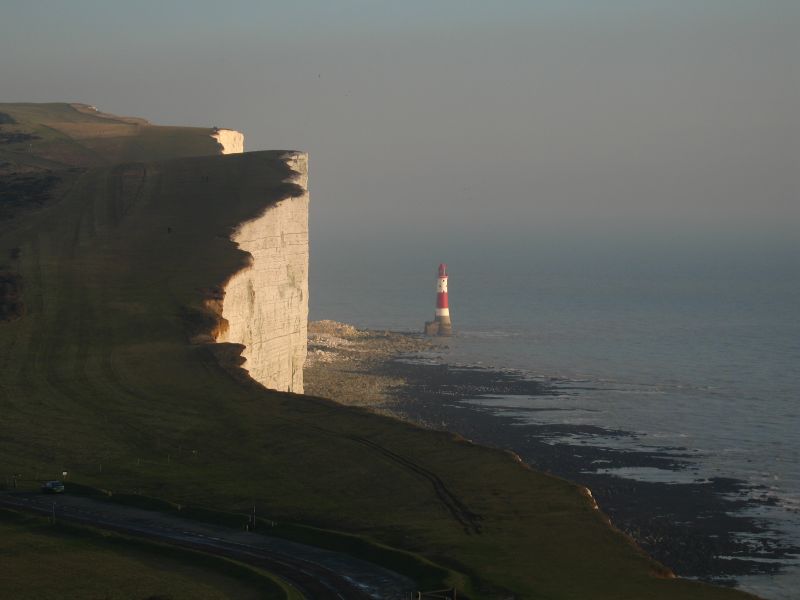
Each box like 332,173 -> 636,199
0,102 -> 221,171
0,510 -> 292,599
0,108 -> 758,598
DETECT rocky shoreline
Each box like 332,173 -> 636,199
304,320 -> 798,594
305,320 -> 437,411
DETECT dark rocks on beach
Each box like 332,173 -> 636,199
304,322 -> 799,588
378,357 -> 798,585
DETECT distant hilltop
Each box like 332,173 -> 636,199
0,102 -> 244,172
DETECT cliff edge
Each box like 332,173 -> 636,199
211,128 -> 245,155
216,152 -> 309,393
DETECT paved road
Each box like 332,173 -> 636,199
0,492 -> 415,600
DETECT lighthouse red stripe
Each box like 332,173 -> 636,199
437,292 -> 449,309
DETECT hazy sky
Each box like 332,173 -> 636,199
2,1 -> 798,249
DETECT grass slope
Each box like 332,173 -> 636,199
0,108 -> 758,599
0,102 -> 221,171
0,510 -> 291,600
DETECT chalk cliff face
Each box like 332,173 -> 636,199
217,152 -> 309,393
211,129 -> 245,154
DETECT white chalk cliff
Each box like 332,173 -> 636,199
211,128 -> 245,155
216,152 -> 309,393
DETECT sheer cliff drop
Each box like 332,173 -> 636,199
424,264 -> 452,336
217,152 -> 309,393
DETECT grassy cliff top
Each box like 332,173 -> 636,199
0,102 -> 222,172
0,105 -> 758,599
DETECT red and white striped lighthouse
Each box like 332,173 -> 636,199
425,263 -> 452,336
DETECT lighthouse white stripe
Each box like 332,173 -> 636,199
435,308 -> 450,317
437,278 -> 448,293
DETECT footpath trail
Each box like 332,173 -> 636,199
0,492 -> 415,600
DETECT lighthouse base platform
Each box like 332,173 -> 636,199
424,321 -> 452,337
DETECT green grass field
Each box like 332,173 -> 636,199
0,510 -> 293,600
0,103 -> 759,599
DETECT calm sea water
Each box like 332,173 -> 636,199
310,234 -> 800,598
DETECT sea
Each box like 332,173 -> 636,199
310,232 -> 799,600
